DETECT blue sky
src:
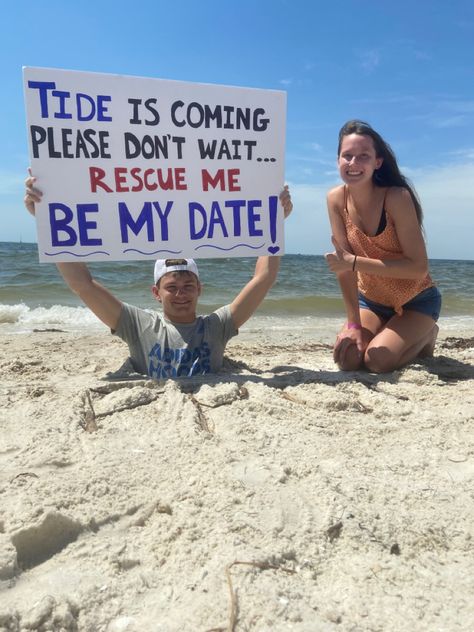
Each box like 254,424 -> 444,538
1,0 -> 473,259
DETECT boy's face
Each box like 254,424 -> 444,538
152,271 -> 201,323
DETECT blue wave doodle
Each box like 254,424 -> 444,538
194,243 -> 265,252
122,248 -> 183,255
44,251 -> 110,257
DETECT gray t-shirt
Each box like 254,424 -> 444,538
113,303 -> 238,378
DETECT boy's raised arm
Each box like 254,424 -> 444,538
24,171 -> 123,330
230,186 -> 293,329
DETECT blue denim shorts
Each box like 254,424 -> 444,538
359,286 -> 442,322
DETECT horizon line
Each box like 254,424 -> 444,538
0,240 -> 472,263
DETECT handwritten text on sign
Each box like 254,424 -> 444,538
23,67 -> 287,262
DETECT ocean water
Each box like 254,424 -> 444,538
0,241 -> 472,339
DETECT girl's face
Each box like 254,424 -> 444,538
338,133 -> 383,185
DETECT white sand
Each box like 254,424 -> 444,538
0,329 -> 473,631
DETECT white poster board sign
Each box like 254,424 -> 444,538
23,67 -> 287,263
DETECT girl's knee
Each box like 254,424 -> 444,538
364,347 -> 398,373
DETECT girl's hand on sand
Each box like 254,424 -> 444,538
279,185 -> 293,218
24,168 -> 42,216
325,236 -> 355,273
334,325 -> 364,364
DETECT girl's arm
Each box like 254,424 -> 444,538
325,187 -> 361,326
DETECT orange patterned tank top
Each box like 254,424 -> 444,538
343,186 -> 433,314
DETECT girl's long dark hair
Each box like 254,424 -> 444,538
338,120 -> 424,227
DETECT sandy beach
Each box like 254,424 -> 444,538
1,327 -> 473,631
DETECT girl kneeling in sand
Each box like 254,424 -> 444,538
325,120 -> 441,373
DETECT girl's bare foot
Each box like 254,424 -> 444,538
419,324 -> 439,358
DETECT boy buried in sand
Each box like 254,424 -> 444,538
24,173 -> 293,379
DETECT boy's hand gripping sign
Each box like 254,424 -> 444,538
23,67 -> 287,262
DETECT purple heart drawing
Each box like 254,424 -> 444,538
267,246 -> 280,254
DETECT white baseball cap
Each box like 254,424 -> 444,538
154,258 -> 199,284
